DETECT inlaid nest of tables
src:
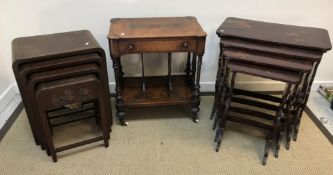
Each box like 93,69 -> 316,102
12,30 -> 112,162
211,17 -> 331,165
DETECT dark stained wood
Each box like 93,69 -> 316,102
232,97 -> 279,111
227,61 -> 301,83
229,106 -> 275,121
12,30 -> 104,62
227,114 -> 273,130
217,17 -> 332,51
213,17 -> 332,166
233,88 -> 282,103
108,17 -> 206,124
223,48 -> 313,72
220,38 -> 323,61
36,74 -> 109,162
11,30 -> 113,157
19,53 -> 101,74
28,64 -> 100,88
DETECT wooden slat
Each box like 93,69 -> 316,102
227,114 -> 273,130
229,106 -> 275,120
234,88 -> 282,103
55,136 -> 104,153
232,97 -> 279,111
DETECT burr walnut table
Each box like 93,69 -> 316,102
107,17 -> 207,125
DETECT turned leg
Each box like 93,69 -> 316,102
185,52 -> 192,84
211,42 -> 224,119
191,53 -> 197,87
216,71 -> 236,152
293,61 -> 320,141
285,75 -> 303,150
119,58 -> 125,79
141,53 -> 146,96
262,135 -> 273,166
274,83 -> 291,158
191,54 -> 203,123
168,52 -> 172,92
112,57 -> 127,126
213,59 -> 229,130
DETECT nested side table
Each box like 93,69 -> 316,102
107,17 -> 206,125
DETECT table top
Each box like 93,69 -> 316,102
12,30 -> 103,63
217,17 -> 332,51
108,16 -> 207,39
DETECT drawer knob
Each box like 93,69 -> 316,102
183,42 -> 189,48
127,44 -> 135,50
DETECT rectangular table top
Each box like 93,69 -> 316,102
108,16 -> 207,39
217,17 -> 332,51
12,30 -> 103,63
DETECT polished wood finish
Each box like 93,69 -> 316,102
108,17 -> 206,125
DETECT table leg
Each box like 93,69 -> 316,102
211,43 -> 224,119
273,83 -> 291,158
185,52 -> 191,84
191,53 -> 197,87
191,54 -> 203,123
168,52 -> 172,92
141,53 -> 146,96
293,61 -> 321,141
112,57 -> 127,126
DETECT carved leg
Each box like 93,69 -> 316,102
141,53 -> 146,96
119,58 -> 124,79
293,117 -> 302,141
191,54 -> 203,123
112,57 -> 127,126
273,83 -> 292,158
214,118 -> 221,142
191,53 -> 197,87
293,61 -> 320,141
216,71 -> 235,152
168,52 -> 172,92
213,58 -> 229,130
262,135 -> 273,166
212,86 -> 227,130
285,77 -> 303,150
185,52 -> 191,85
211,42 -> 224,120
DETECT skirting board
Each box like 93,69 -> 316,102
0,84 -> 22,141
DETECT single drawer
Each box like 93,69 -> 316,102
118,38 -> 197,55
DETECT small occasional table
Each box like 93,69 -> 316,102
107,17 -> 206,125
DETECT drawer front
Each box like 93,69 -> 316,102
118,38 -> 197,55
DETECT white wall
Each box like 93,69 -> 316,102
1,0 -> 333,95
